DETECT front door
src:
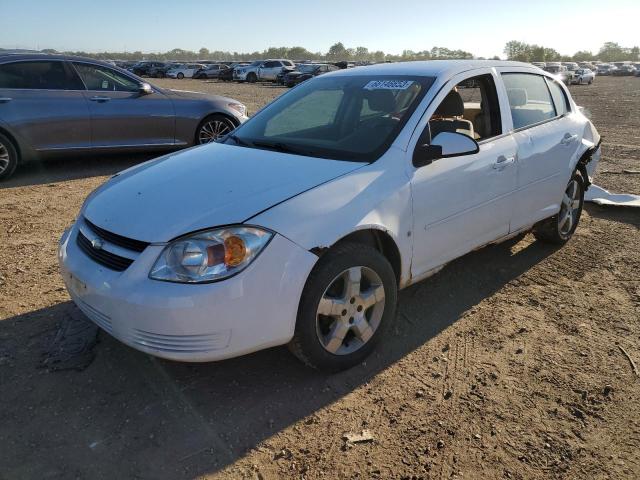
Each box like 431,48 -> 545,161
409,71 -> 518,278
72,62 -> 175,148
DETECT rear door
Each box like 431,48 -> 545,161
72,62 -> 175,148
498,72 -> 581,231
259,61 -> 281,80
0,59 -> 91,152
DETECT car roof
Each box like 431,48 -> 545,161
328,60 -> 536,78
0,52 -> 118,68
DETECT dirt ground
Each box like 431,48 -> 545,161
0,76 -> 639,480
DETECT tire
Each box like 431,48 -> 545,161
195,114 -> 236,144
0,132 -> 19,181
288,242 -> 398,372
533,171 -> 585,245
246,72 -> 257,83
177,72 -> 184,79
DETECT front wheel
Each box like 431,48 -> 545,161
177,72 -> 184,79
288,242 -> 398,372
196,114 -> 236,144
533,172 -> 584,244
246,72 -> 257,83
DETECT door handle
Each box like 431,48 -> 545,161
560,133 -> 578,145
493,155 -> 515,170
89,96 -> 110,102
0,97 -> 12,103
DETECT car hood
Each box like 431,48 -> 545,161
83,143 -> 364,243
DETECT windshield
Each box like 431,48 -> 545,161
226,75 -> 434,162
546,66 -> 560,73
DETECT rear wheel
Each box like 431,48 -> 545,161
288,242 -> 398,372
0,133 -> 18,181
533,172 -> 584,244
196,114 -> 236,144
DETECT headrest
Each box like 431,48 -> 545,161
364,90 -> 396,112
435,90 -> 464,117
507,88 -> 528,107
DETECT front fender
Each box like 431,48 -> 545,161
249,149 -> 414,286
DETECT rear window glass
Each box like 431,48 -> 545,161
546,78 -> 569,116
502,73 -> 555,130
0,61 -> 83,90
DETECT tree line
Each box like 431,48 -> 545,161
504,41 -> 639,63
6,41 -> 637,63
27,42 -> 475,62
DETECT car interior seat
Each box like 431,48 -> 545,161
429,90 -> 475,140
506,88 -> 548,129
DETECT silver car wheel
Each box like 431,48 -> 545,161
315,266 -> 385,355
0,142 -> 10,174
558,179 -> 581,236
198,120 -> 231,144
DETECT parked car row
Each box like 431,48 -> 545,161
0,53 -> 248,180
124,58 -> 360,88
533,60 -> 639,80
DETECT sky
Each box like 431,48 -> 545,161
1,0 -> 638,59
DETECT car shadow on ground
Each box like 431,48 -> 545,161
0,235 -> 560,479
0,153 -> 160,189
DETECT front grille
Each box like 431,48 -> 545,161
84,218 -> 149,252
76,231 -> 134,272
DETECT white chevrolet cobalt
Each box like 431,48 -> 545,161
59,61 -> 601,371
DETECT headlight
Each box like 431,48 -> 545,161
149,226 -> 273,283
228,102 -> 246,116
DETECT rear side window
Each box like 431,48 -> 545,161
502,73 -> 555,130
0,61 -> 84,90
546,78 -> 569,116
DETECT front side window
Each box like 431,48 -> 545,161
0,61 -> 83,90
73,63 -> 139,92
228,75 -> 434,162
428,74 -> 502,142
502,73 -> 555,130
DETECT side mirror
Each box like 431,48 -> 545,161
139,82 -> 153,95
413,131 -> 479,167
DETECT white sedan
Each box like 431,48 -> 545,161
572,68 -> 595,85
59,61 -> 601,371
166,63 -> 205,79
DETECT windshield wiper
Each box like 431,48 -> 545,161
251,140 -> 306,155
226,134 -> 252,147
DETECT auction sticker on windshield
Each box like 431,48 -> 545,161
363,80 -> 414,90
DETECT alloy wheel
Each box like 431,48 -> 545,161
315,266 -> 385,355
558,179 -> 581,236
198,120 -> 231,144
0,142 -> 10,175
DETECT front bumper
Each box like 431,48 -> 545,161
58,224 -> 317,362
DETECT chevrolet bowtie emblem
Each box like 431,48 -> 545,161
90,237 -> 104,250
